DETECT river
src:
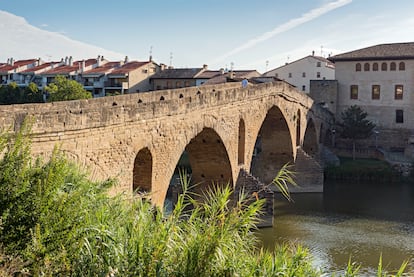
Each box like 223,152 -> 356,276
257,181 -> 414,276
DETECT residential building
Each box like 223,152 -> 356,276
105,60 -> 159,94
81,61 -> 121,97
263,53 -> 335,93
200,70 -> 261,85
0,58 -> 38,84
150,66 -> 206,90
329,42 -> 414,150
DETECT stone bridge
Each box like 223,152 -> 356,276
0,81 -> 334,206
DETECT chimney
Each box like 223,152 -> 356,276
160,63 -> 166,70
149,55 -> 153,62
124,56 -> 129,63
69,56 -> 73,66
6,58 -> 9,65
312,50 -> 315,56
202,64 -> 208,70
65,56 -> 68,65
37,57 -> 42,66
229,71 -> 235,79
219,68 -> 224,74
97,55 -> 101,67
81,60 -> 86,72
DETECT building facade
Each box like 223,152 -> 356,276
329,42 -> 414,150
263,54 -> 335,93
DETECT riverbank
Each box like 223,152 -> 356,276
324,157 -> 410,182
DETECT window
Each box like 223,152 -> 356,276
316,61 -> 321,67
166,81 -> 172,89
302,72 -> 306,77
381,62 -> 387,71
396,109 -> 404,123
395,85 -> 403,100
364,63 -> 370,71
302,85 -> 306,91
288,73 -> 292,78
373,63 -> 378,71
390,62 -> 396,71
316,72 -> 321,78
356,63 -> 361,71
350,85 -> 358,99
399,62 -> 405,71
176,81 -> 182,88
184,81 -> 190,87
372,85 -> 380,100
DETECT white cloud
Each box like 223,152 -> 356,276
209,0 -> 352,66
0,10 -> 125,62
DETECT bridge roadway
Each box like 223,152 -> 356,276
0,81 -> 334,206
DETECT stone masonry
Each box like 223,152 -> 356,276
0,81 -> 334,207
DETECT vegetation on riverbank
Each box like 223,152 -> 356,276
0,125 -> 408,276
324,157 -> 401,182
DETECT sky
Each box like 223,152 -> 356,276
1,0 -> 414,73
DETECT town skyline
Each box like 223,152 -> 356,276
2,0 -> 414,73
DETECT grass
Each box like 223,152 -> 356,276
325,157 -> 399,182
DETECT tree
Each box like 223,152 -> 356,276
340,105 -> 375,160
45,75 -> 92,102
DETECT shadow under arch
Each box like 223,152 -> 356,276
165,127 -> 233,210
303,118 -> 318,157
250,106 -> 294,184
133,147 -> 153,193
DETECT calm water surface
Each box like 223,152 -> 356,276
257,181 -> 414,276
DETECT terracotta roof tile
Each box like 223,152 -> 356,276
83,62 -> 121,75
20,62 -> 61,73
108,61 -> 150,75
0,59 -> 37,73
150,68 -> 203,79
329,42 -> 414,62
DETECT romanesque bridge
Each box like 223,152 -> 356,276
0,81 -> 334,206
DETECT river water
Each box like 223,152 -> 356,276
257,181 -> 414,276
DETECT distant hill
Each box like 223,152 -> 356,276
0,10 -> 125,62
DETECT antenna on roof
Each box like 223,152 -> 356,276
265,60 -> 269,72
149,45 -> 153,61
230,62 -> 234,71
320,45 -> 324,57
169,52 -> 173,67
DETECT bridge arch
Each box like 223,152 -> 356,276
303,118 -> 318,156
167,127 -> 233,199
250,106 -> 295,184
133,147 -> 153,193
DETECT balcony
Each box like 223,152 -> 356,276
104,81 -> 128,90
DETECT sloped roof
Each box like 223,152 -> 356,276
41,58 -> 97,75
83,62 -> 121,75
150,68 -> 203,79
263,55 -> 333,75
202,70 -> 260,85
0,59 -> 37,73
20,62 -> 61,74
108,61 -> 150,75
329,42 -> 414,62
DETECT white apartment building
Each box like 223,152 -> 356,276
263,53 -> 335,93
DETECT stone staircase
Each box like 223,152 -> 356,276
291,147 -> 324,192
235,169 -> 274,227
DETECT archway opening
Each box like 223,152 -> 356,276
303,119 -> 318,157
133,148 -> 152,193
250,106 -> 293,184
238,119 -> 245,164
165,128 -> 233,211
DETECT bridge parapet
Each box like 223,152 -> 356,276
0,81 -> 317,136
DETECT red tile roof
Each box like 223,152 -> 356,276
20,62 -> 61,73
82,61 -> 121,75
0,59 -> 37,73
109,61 -> 150,75
41,59 -> 97,75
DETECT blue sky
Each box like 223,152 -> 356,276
2,0 -> 414,72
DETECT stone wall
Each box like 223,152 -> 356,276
0,81 -> 333,206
